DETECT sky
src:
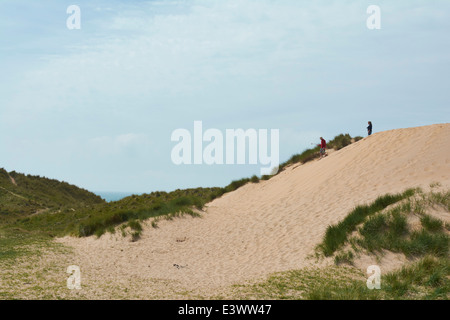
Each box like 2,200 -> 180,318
0,0 -> 449,194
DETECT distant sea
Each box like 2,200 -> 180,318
94,191 -> 138,202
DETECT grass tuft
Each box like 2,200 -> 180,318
420,215 -> 443,232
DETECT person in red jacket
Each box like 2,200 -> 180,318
319,137 -> 327,158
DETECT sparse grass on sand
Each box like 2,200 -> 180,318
224,255 -> 448,300
0,227 -> 74,299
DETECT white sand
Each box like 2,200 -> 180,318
57,123 -> 450,298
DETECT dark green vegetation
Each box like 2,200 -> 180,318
357,211 -> 448,258
75,188 -> 222,237
0,168 -> 105,263
318,188 -> 417,256
0,168 -> 103,221
13,187 -> 223,238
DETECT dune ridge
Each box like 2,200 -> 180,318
58,123 -> 450,298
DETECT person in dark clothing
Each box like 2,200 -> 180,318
319,137 -> 327,158
367,121 -> 373,136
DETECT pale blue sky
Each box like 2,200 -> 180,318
1,0 -> 449,193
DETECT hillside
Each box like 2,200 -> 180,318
0,169 -> 104,221
53,123 -> 449,298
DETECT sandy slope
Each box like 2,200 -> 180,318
57,123 -> 450,298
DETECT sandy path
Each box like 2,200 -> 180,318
57,123 -> 450,298
0,186 -> 27,200
8,174 -> 17,186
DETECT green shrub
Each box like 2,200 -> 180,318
328,134 -> 352,150
128,220 -> 143,232
403,231 -> 449,258
250,175 -> 260,183
224,178 -> 251,193
334,250 -> 354,265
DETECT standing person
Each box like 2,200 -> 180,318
367,121 -> 373,136
319,137 -> 327,158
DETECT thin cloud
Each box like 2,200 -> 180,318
1,0 -> 449,192
88,133 -> 151,156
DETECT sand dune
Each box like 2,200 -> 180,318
58,123 -> 450,298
